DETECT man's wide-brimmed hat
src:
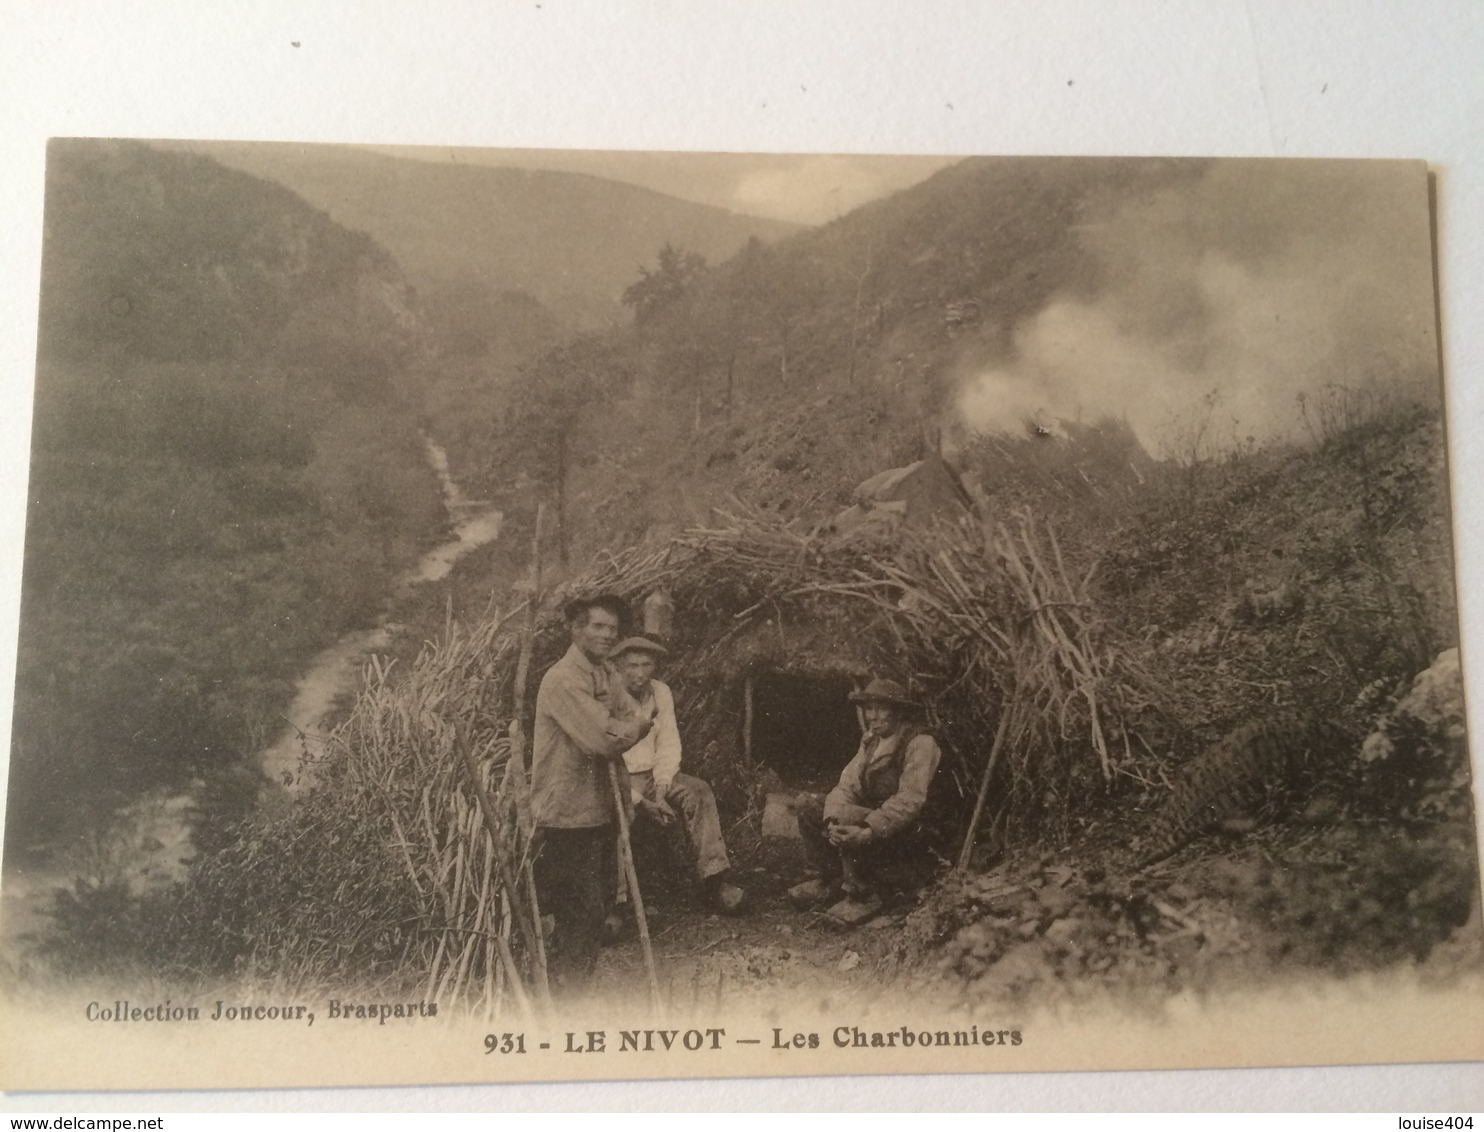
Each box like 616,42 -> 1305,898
613,635 -> 668,657
848,677 -> 919,709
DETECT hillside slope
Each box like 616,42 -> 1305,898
9,140 -> 445,857
446,156 -> 1439,591
457,158 -> 1210,559
21,153 -> 1475,1018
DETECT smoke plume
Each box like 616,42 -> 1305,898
956,160 -> 1439,456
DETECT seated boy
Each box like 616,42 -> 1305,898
612,636 -> 746,915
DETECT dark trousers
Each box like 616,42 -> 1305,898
796,795 -> 933,896
534,824 -> 615,996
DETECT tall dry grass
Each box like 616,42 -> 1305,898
98,502 -> 1159,994
315,607 -> 550,1016
126,605 -> 551,1018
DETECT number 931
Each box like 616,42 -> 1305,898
484,1032 -> 527,1054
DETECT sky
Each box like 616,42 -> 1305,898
366,145 -> 956,225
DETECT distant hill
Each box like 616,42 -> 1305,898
163,142 -> 802,329
41,139 -> 424,374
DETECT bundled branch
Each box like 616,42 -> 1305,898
319,610 -> 551,1017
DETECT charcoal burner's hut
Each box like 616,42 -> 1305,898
518,499 -> 1166,861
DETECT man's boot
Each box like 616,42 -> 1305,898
786,876 -> 841,908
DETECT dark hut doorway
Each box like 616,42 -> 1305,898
746,671 -> 863,789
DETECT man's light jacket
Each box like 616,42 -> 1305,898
532,644 -> 644,828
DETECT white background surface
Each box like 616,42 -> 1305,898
1,0 -> 1481,1112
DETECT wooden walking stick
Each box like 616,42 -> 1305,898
505,503 -> 547,978
607,760 -> 663,1017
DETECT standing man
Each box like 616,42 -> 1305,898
612,636 -> 746,914
789,678 -> 942,922
532,593 -> 650,995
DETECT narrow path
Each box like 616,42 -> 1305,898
262,434 -> 502,789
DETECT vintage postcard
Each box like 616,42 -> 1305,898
0,142 -> 1479,1091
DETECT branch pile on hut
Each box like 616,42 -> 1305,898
814,511 -> 1165,861
563,503 -> 1166,855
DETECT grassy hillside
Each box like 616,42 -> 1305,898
438,157 -> 1440,588
8,141 -> 446,858
384,156 -> 1458,855
56,395 -> 1469,997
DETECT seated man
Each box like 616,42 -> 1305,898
612,636 -> 747,914
789,677 -> 942,921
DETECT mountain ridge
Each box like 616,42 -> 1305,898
158,141 -> 803,329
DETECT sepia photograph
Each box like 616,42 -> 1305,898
0,140 -> 1479,1091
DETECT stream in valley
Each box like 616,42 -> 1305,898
0,435 -> 502,956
